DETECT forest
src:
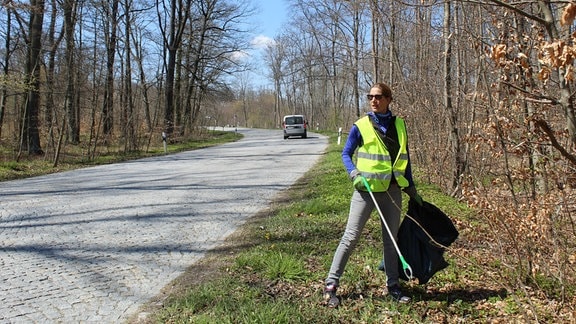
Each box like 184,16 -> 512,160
1,0 -> 575,315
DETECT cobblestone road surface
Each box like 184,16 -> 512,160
0,128 -> 328,323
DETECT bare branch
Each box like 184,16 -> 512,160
485,0 -> 550,26
535,119 -> 576,166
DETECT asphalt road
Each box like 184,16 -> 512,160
0,128 -> 329,323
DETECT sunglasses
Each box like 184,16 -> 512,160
367,94 -> 384,100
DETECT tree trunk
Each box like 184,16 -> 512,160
352,2 -> 360,121
103,0 -> 119,138
22,0 -> 45,155
538,1 -> 576,145
174,47 -> 183,133
161,0 -> 191,137
64,0 -> 79,144
388,22 -> 394,85
443,0 -> 463,192
370,0 -> 379,85
164,47 -> 176,136
134,30 -> 152,131
0,10 -> 12,139
44,0 -> 61,131
124,0 -> 136,151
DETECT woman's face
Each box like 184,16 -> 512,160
368,87 -> 391,114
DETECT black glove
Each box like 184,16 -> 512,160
403,186 -> 423,206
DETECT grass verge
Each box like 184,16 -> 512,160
129,133 -> 575,323
0,130 -> 242,181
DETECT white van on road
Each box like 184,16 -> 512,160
282,115 -> 308,139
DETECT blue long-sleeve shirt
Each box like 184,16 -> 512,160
342,111 -> 415,187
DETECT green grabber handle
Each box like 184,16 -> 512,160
360,176 -> 414,280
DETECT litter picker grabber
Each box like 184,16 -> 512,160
360,176 -> 414,280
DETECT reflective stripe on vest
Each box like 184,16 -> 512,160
355,116 -> 409,192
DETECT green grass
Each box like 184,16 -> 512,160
136,133 -> 565,324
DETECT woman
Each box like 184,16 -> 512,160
323,83 -> 422,307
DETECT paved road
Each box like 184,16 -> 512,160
0,128 -> 328,323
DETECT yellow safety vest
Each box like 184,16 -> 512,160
355,115 -> 409,192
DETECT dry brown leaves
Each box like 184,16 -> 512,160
488,3 -> 576,83
561,3 -> 576,26
489,44 -> 508,67
458,97 -> 576,320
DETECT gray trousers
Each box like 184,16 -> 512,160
326,184 -> 402,287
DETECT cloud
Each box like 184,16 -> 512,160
229,50 -> 249,61
251,35 -> 276,49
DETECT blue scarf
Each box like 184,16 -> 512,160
368,111 -> 393,134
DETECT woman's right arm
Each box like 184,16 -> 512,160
342,125 -> 361,176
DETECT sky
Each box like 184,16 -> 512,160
245,0 -> 289,88
251,0 -> 287,46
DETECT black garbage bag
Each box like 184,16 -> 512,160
396,198 -> 459,284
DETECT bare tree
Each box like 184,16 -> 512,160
443,0 -> 465,193
264,37 -> 284,126
0,7 -> 13,139
122,0 -> 136,151
21,0 -> 45,156
43,0 -> 63,132
63,0 -> 79,144
158,0 -> 192,137
102,0 -> 119,139
132,22 -> 153,132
